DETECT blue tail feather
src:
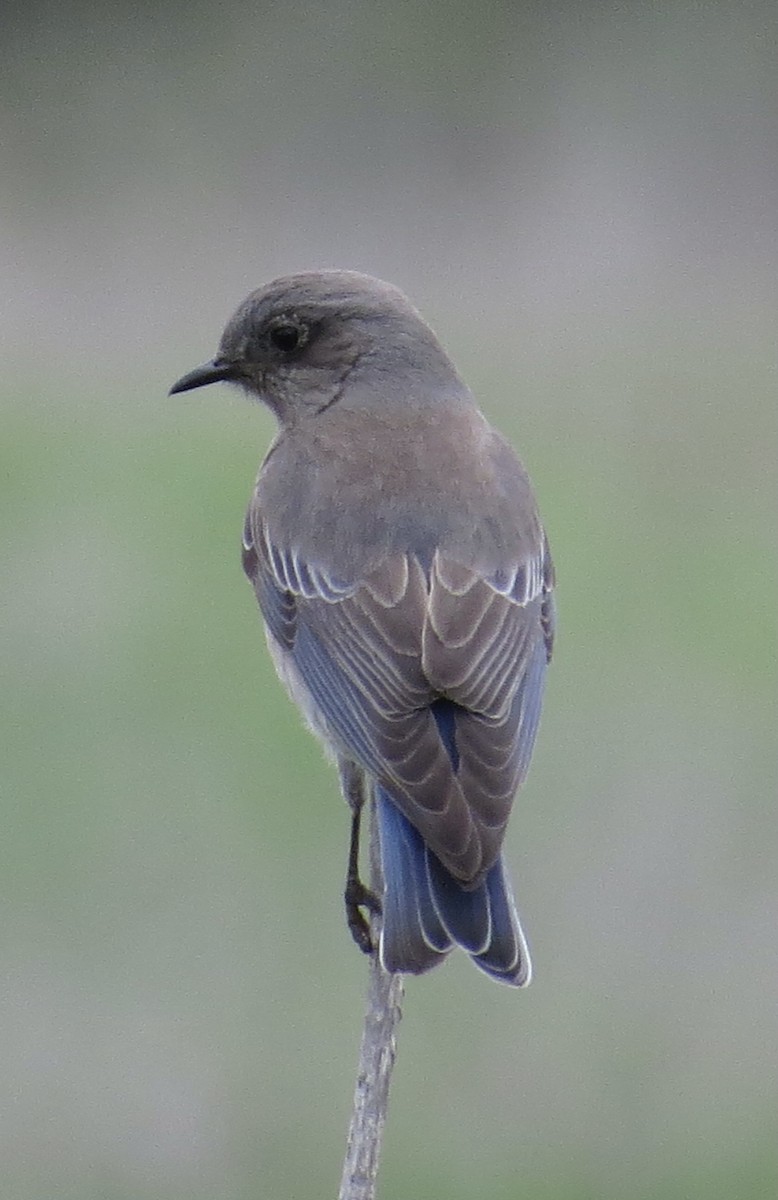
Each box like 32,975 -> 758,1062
376,790 -> 450,974
473,855 -> 527,983
376,787 -> 531,987
425,849 -> 492,955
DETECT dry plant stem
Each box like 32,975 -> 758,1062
338,794 -> 405,1200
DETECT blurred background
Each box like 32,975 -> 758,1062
2,2 -> 776,1197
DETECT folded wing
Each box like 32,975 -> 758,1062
243,507 -> 554,885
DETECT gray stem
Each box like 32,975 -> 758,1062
338,794 -> 405,1200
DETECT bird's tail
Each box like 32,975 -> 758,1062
375,786 -> 531,987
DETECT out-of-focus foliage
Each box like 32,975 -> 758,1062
2,3 -> 775,1198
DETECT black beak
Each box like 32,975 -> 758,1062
168,358 -> 238,395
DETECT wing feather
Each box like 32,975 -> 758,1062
244,503 -> 554,884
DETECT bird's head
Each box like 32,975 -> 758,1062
169,270 -> 462,424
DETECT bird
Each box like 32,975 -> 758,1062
169,271 -> 555,986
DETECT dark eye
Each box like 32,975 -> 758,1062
269,323 -> 304,353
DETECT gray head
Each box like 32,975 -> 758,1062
169,270 -> 465,424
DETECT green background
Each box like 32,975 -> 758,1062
2,3 -> 775,1197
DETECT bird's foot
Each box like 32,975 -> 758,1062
344,878 -> 382,955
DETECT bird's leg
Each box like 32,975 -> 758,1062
346,804 -> 382,945
338,760 -> 381,955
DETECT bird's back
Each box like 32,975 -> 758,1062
255,395 -> 544,586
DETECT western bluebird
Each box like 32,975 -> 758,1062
170,271 -> 555,986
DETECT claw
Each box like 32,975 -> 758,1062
345,878 -> 382,954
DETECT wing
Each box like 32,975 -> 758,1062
243,506 -> 555,885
